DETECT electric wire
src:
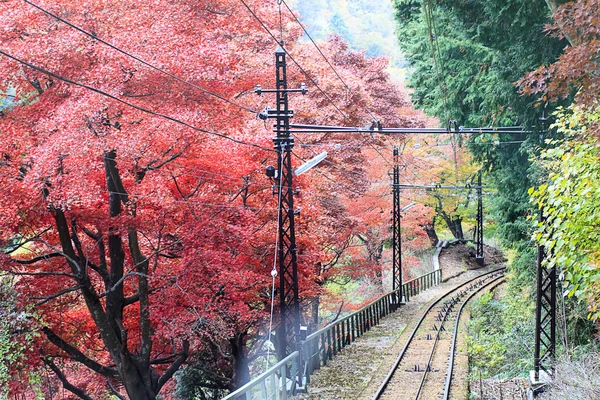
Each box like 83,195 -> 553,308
266,149 -> 285,370
244,0 -> 436,172
106,191 -> 278,211
290,133 -> 390,198
279,0 -> 382,126
279,0 -> 352,96
24,0 -> 258,114
238,0 -> 350,120
0,50 -> 273,153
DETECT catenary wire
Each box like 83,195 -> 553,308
279,0 -> 380,124
238,0 -> 350,121
24,0 -> 258,114
0,50 -> 273,153
280,0 -> 352,96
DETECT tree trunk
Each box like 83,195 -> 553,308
422,223 -> 438,247
311,297 -> 320,327
441,214 -> 464,240
453,217 -> 464,240
118,358 -> 157,400
230,333 -> 250,393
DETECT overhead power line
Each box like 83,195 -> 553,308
0,50 -> 273,153
25,0 -> 258,114
279,0 -> 351,96
278,0 -> 391,167
287,124 -> 532,135
238,0 -> 350,120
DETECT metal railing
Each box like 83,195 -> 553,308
221,268 -> 443,399
402,268 -> 442,302
222,352 -> 299,400
300,268 -> 442,386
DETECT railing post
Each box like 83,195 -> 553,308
281,364 -> 287,400
330,327 -> 336,357
326,329 -> 332,360
321,334 -> 327,366
358,313 -> 362,336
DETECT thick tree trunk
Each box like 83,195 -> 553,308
118,358 -> 157,400
453,218 -> 464,240
422,223 -> 439,247
441,214 -> 464,240
230,333 -> 250,392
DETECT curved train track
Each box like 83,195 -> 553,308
372,268 -> 506,400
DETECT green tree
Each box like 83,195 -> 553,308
530,105 -> 600,320
392,0 -> 567,273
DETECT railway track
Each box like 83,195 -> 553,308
372,268 -> 506,400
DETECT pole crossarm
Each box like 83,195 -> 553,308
287,123 -> 532,135
393,184 -> 486,190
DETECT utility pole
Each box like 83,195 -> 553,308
532,111 -> 556,389
533,210 -> 556,381
475,172 -> 484,266
392,147 -> 402,307
256,44 -> 307,361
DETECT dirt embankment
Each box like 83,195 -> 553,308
439,242 -> 506,281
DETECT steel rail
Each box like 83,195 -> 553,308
372,267 -> 506,400
414,274 -> 505,400
413,288 -> 458,400
413,274 -> 505,400
443,278 -> 506,400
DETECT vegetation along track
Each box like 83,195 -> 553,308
372,268 -> 506,400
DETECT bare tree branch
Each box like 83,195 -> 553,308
13,252 -> 63,264
35,285 -> 82,305
156,340 -> 189,392
42,327 -> 119,377
41,357 -> 94,400
106,377 -> 126,400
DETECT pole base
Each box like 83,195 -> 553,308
475,256 -> 484,266
527,370 -> 551,399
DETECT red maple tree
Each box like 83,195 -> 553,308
0,1 -> 437,398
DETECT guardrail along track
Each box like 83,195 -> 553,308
373,268 -> 506,400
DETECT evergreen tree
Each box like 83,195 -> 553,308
392,0 -> 568,273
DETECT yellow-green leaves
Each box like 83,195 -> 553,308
530,104 -> 600,320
